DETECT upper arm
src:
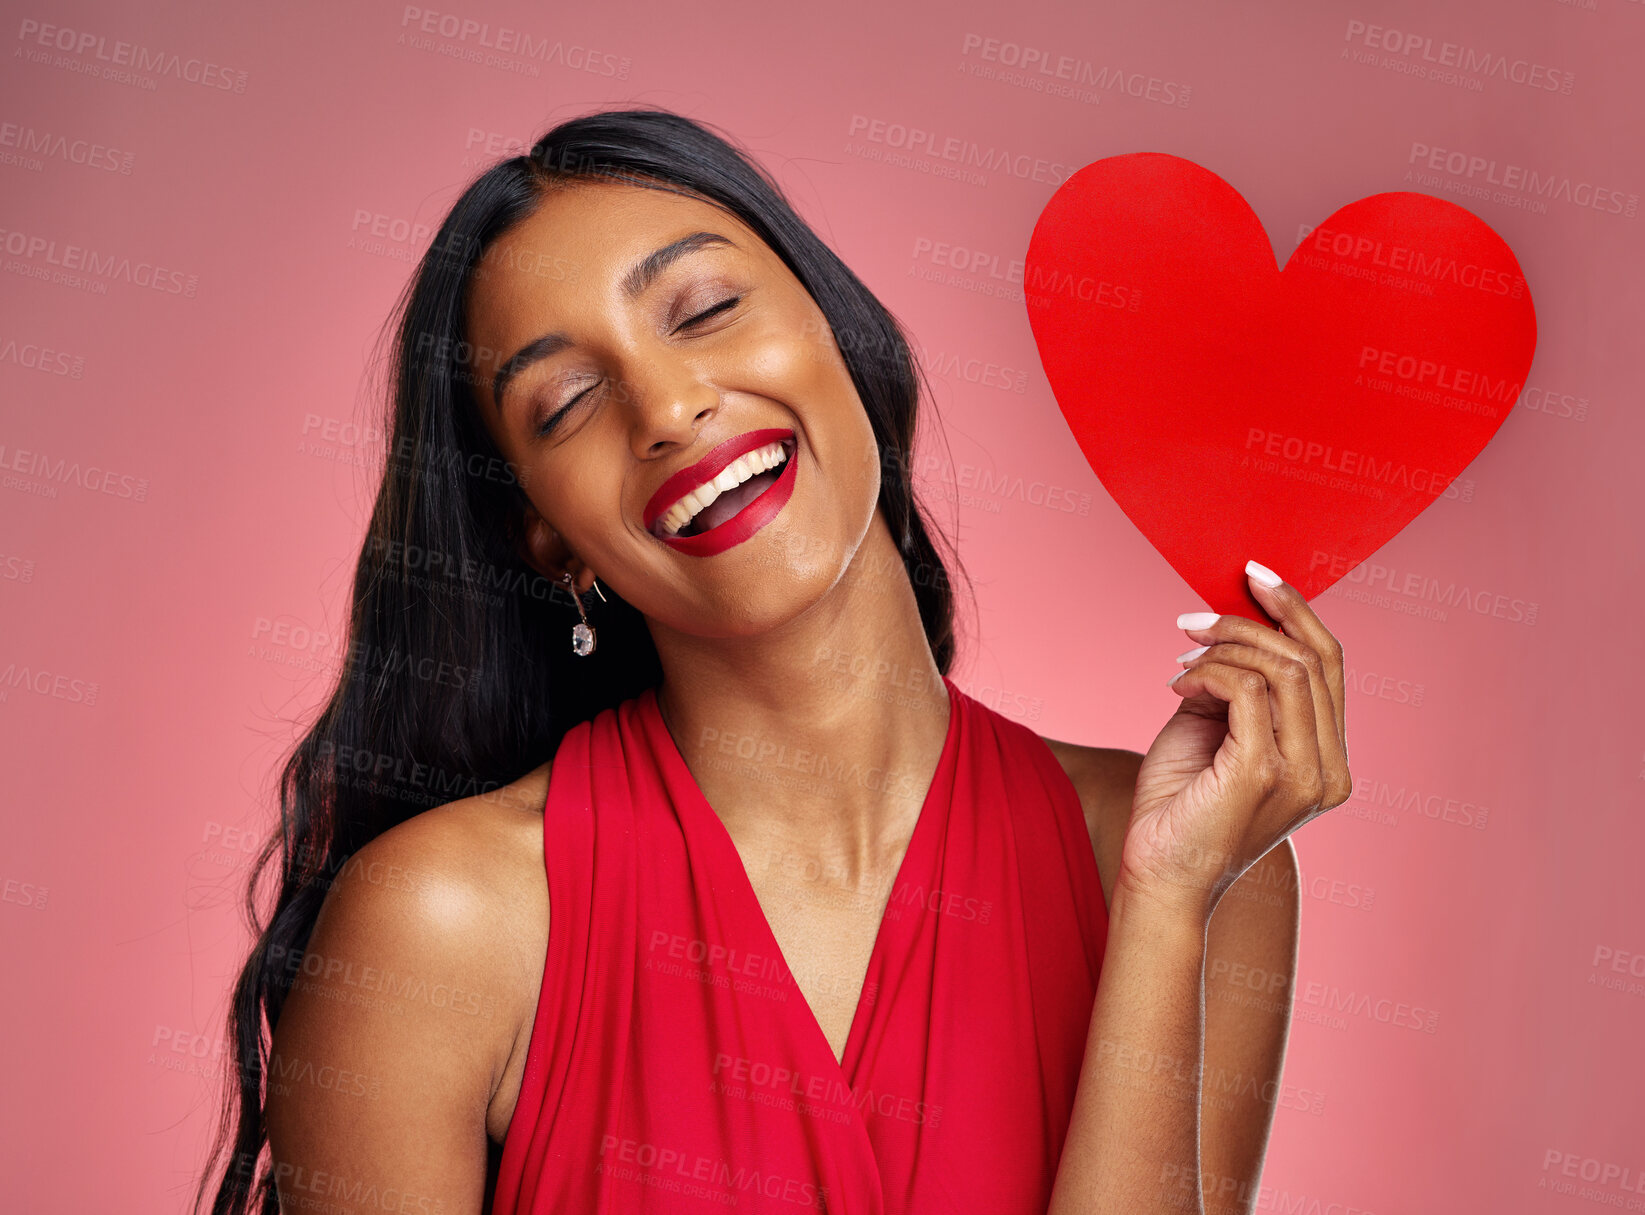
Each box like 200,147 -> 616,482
265,795 -> 546,1215
1037,736 -> 1141,912
1199,836 -> 1300,1211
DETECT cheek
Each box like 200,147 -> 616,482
747,322 -> 875,463
739,307 -> 851,398
750,330 -> 877,486
537,455 -> 618,544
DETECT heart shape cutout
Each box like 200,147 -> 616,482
1024,153 -> 1537,622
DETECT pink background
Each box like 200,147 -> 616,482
3,0 -> 1642,1210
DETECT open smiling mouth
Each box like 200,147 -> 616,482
645,430 -> 799,556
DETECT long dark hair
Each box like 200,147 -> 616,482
194,105 -> 973,1215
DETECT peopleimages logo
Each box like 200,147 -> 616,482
0,337 -> 84,379
1406,142 -> 1638,218
0,440 -> 149,502
1343,19 -> 1574,93
1295,223 -> 1526,299
1540,1150 -> 1645,1199
396,8 -> 631,77
0,226 -> 199,296
14,18 -> 249,93
711,1053 -> 944,1128
0,660 -> 99,705
959,33 -> 1192,107
0,122 -> 134,173
846,115 -> 1075,186
1356,346 -> 1521,406
1298,981 -> 1440,1033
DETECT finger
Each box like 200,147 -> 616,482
1241,561 -> 1346,740
1179,561 -> 1350,794
1166,658 -> 1281,794
1174,641 -> 1324,816
1177,606 -> 1347,807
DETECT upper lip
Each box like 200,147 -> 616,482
643,427 -> 795,536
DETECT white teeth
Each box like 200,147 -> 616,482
658,440 -> 789,537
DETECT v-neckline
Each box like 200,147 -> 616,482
640,675 -> 961,1081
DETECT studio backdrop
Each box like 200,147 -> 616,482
1,0 -> 1641,1211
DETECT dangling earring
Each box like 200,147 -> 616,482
564,573 -> 597,656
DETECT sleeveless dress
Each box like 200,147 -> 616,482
493,674 -> 1110,1214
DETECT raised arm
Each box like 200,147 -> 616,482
1050,564 -> 1348,1214
1057,740 -> 1302,1215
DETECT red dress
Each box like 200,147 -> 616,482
493,674 -> 1109,1214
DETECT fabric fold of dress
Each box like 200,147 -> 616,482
494,674 -> 1109,1215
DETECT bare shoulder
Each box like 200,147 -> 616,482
345,760 -> 553,902
1036,736 -> 1144,911
267,757 -> 554,1179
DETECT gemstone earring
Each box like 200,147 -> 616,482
564,572 -> 597,656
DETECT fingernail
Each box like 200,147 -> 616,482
1175,644 -> 1209,663
1177,612 -> 1219,630
1246,559 -> 1283,588
1167,667 -> 1189,686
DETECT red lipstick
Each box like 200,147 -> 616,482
644,427 -> 797,558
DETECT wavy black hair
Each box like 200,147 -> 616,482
194,105 -> 973,1214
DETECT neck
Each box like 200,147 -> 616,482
649,513 -> 952,884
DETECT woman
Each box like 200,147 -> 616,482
198,108 -> 1350,1215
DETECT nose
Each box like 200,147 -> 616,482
623,352 -> 719,460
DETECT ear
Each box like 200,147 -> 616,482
516,504 -> 597,595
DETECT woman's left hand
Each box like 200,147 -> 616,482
1119,560 -> 1354,921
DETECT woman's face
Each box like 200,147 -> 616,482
465,181 -> 884,638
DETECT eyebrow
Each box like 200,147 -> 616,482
490,231 -> 734,415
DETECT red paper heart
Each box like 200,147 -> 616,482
1024,153 -> 1537,623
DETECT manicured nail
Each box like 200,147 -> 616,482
1246,560 -> 1283,588
1176,644 -> 1209,663
1167,667 -> 1190,686
1177,612 -> 1219,630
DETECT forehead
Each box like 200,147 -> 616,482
466,181 -> 763,334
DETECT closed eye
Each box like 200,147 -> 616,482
676,295 -> 741,331
535,382 -> 596,438
534,296 -> 743,439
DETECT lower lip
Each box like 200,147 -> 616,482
657,443 -> 798,557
